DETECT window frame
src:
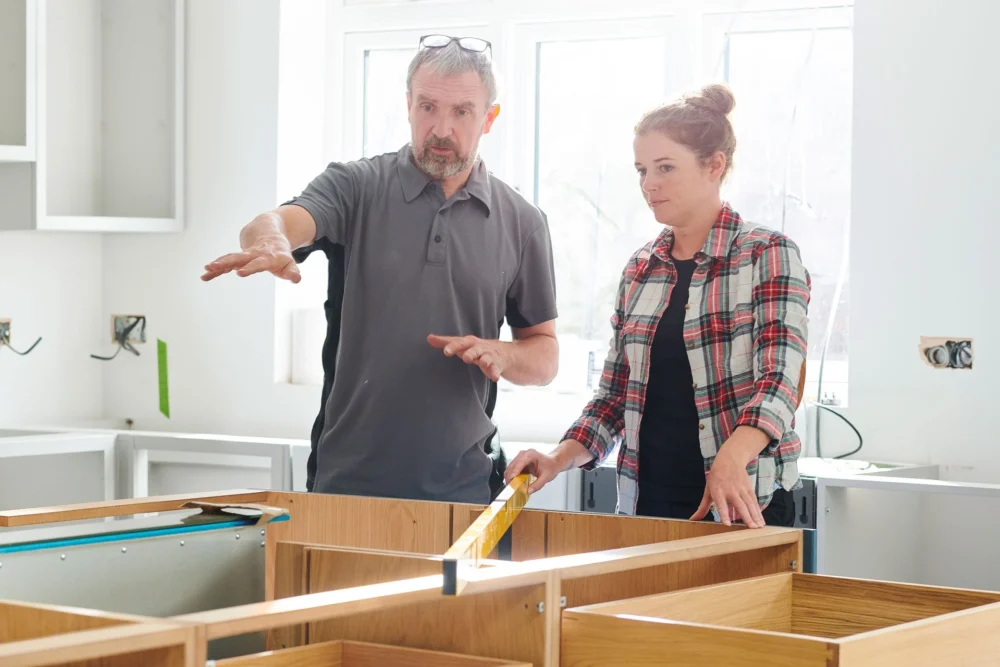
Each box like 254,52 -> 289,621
280,0 -> 855,441
341,26 -> 502,163
507,16 -> 679,203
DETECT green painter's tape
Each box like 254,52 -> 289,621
158,339 -> 170,418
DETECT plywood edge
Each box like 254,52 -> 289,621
0,489 -> 269,526
0,622 -> 194,667
0,598 -> 165,627
561,610 -> 834,667
792,571 -> 1000,605
342,639 -> 534,666
213,638 -> 344,666
563,608 -> 799,638
836,600 -> 1000,666
460,526 -> 799,595
173,575 -> 444,640
565,572 -> 794,615
560,572 -> 794,633
265,541 -> 311,651
284,541 -> 482,562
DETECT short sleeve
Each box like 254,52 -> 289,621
285,161 -> 361,246
505,215 -> 559,329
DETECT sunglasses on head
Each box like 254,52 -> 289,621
419,34 -> 492,58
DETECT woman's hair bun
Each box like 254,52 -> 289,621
688,83 -> 736,116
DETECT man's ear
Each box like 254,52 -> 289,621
483,104 -> 501,134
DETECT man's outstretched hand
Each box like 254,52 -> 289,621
201,235 -> 301,283
428,334 -> 508,382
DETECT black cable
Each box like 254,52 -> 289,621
2,336 -> 42,356
813,403 -> 862,459
91,316 -> 145,361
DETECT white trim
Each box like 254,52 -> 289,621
508,16 -> 677,202
0,432 -> 117,503
38,216 -> 183,233
127,434 -> 293,498
172,0 -> 185,230
0,145 -> 33,162
338,0 -> 856,31
144,450 -> 275,470
0,432 -> 116,458
23,0 -> 37,160
0,0 -> 37,163
33,0 -> 46,222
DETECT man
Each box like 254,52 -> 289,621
202,35 -> 559,505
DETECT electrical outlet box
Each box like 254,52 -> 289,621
919,336 -> 973,370
0,319 -> 10,346
111,315 -> 146,345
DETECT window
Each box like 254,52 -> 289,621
281,1 -> 853,439
503,18 -> 674,395
705,7 -> 853,403
362,48 -> 414,157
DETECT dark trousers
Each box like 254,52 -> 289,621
636,487 -> 796,527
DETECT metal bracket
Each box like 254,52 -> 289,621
537,596 -> 567,613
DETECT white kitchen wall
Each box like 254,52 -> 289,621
840,0 -> 1000,477
100,0 -> 321,439
0,232 -> 104,424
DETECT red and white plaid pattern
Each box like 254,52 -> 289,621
564,203 -> 811,515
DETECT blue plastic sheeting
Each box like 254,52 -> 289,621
0,513 -> 289,554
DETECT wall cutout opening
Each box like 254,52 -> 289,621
919,336 -> 973,370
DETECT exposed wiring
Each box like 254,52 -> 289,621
814,207 -> 850,458
796,1 -> 854,459
91,316 -> 146,361
712,1 -> 858,459
813,403 -> 862,459
0,336 -> 42,356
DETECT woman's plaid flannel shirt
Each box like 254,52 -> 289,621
563,203 -> 811,515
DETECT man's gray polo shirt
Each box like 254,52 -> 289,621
288,144 -> 558,504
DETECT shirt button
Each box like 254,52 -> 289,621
434,235 -> 442,243
685,303 -> 690,310
699,423 -> 706,430
692,382 -> 697,389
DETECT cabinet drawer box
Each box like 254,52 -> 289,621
562,572 -> 1000,666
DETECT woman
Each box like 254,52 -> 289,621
506,84 -> 810,528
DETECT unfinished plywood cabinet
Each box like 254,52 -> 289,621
0,0 -> 184,232
214,639 -> 531,667
0,598 -> 195,666
2,488 -> 998,666
561,572 -> 1000,667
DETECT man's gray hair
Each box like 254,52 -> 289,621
406,42 -> 498,108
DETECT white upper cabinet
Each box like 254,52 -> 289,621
0,0 -> 36,163
0,0 -> 185,233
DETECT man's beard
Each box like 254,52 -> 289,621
415,136 -> 477,179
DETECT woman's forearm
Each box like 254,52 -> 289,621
552,439 -> 597,471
